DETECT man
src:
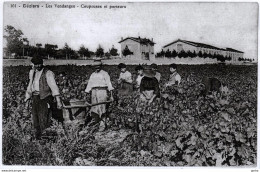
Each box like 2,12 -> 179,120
165,63 -> 181,87
117,63 -> 133,97
85,60 -> 114,131
24,57 -> 62,139
135,65 -> 144,90
151,63 -> 161,82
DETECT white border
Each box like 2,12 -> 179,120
0,0 -> 259,172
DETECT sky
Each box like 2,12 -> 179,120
3,2 -> 258,59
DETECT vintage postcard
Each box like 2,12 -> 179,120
1,1 -> 258,170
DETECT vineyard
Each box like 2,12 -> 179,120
2,64 -> 257,166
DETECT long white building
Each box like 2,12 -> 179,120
162,39 -> 244,62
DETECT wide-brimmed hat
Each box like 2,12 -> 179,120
118,63 -> 126,69
143,68 -> 156,78
31,56 -> 43,65
135,65 -> 144,71
151,63 -> 158,69
169,63 -> 177,69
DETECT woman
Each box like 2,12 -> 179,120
117,63 -> 133,97
139,67 -> 160,104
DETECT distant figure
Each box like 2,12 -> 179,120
117,63 -> 133,97
151,63 -> 161,82
200,77 -> 229,97
24,56 -> 62,140
139,68 -> 160,104
165,63 -> 181,87
85,60 -> 114,131
134,65 -> 144,90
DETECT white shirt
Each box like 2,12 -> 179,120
155,72 -> 161,82
168,72 -> 181,86
32,69 -> 44,92
26,69 -> 60,99
136,75 -> 144,88
119,71 -> 133,83
85,70 -> 114,93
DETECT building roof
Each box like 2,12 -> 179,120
163,39 -> 243,53
225,48 -> 244,53
119,37 -> 155,45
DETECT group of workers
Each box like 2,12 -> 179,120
24,56 -> 182,138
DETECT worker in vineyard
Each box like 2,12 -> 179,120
165,63 -> 181,87
134,65 -> 144,91
151,63 -> 161,82
139,67 -> 160,104
85,59 -> 114,131
117,63 -> 133,97
24,56 -> 62,140
200,77 -> 229,97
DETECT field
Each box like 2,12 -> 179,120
2,64 -> 257,166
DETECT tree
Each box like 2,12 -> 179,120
45,44 -> 58,59
178,50 -> 187,58
95,44 -> 104,57
105,52 -> 111,58
171,50 -> 177,58
165,49 -> 171,58
156,49 -> 165,57
78,45 -> 91,58
109,45 -> 119,56
191,51 -> 197,58
4,25 -> 26,57
198,51 -> 203,58
202,52 -> 208,59
122,45 -> 133,57
62,43 -> 77,59
187,50 -> 193,58
36,43 -> 42,48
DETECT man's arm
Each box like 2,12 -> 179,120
46,71 -> 62,109
25,70 -> 34,102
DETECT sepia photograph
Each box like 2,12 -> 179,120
2,1 -> 258,168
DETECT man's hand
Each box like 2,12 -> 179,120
110,96 -> 114,102
57,101 -> 63,109
24,97 -> 30,103
55,96 -> 63,109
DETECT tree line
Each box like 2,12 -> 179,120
156,49 -> 253,62
3,25 -> 119,59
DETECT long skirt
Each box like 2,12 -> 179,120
32,95 -> 53,138
91,89 -> 108,118
118,82 -> 133,97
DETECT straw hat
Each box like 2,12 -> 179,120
143,67 -> 156,78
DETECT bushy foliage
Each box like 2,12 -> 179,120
3,64 -> 257,166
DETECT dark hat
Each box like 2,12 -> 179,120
143,68 -> 156,78
31,57 -> 43,65
118,63 -> 126,69
169,63 -> 177,69
135,65 -> 144,71
151,63 -> 158,69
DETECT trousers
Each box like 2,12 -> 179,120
32,95 -> 53,138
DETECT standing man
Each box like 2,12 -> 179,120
134,65 -> 144,90
85,60 -> 114,131
165,63 -> 181,87
24,56 -> 62,140
151,63 -> 161,82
